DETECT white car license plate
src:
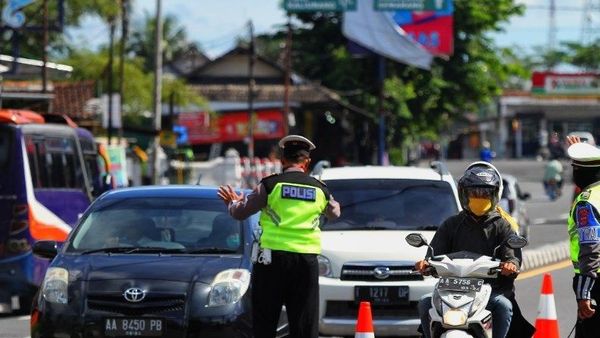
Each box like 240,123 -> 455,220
355,286 -> 409,305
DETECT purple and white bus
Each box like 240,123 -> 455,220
0,110 -> 111,313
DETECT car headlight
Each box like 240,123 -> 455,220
42,267 -> 68,304
443,308 -> 468,326
207,269 -> 250,307
317,255 -> 332,277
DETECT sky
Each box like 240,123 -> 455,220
67,0 -> 594,59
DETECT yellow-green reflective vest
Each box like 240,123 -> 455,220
259,172 -> 329,254
568,183 -> 600,273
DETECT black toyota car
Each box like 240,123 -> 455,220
30,186 -> 288,338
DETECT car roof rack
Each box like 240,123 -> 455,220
430,161 -> 450,179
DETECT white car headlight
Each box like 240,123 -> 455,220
207,269 -> 250,307
42,267 -> 68,304
317,255 -> 332,277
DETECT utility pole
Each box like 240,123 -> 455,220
377,55 -> 386,165
548,0 -> 557,52
42,0 -> 48,94
283,14 -> 292,135
152,0 -> 163,184
118,0 -> 129,144
107,17 -> 116,145
247,20 -> 255,159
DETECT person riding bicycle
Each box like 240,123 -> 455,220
415,162 -> 524,338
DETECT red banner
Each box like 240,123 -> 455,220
178,110 -> 285,145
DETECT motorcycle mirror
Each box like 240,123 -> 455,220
405,233 -> 428,248
506,234 -> 528,249
493,234 -> 528,259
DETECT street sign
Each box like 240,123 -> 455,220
284,0 -> 357,12
374,0 -> 449,11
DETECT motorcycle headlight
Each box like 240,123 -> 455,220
42,267 -> 68,304
443,308 -> 468,326
317,255 -> 332,277
207,269 -> 250,307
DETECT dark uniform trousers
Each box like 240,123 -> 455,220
573,275 -> 600,338
252,250 -> 319,338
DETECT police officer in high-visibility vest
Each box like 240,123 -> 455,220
217,135 -> 341,338
566,137 -> 600,337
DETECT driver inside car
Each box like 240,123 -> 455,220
414,162 -> 522,338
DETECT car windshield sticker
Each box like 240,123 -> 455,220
281,184 -> 316,201
577,203 -> 600,244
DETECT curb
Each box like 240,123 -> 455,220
521,240 -> 570,271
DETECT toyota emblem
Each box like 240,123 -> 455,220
373,266 -> 391,280
123,288 -> 146,303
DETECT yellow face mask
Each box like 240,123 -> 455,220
468,198 -> 492,216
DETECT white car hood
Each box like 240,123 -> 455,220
321,230 -> 436,277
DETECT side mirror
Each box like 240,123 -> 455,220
520,192 -> 531,201
405,233 -> 428,248
492,234 -> 528,259
33,241 -> 60,260
506,234 -> 528,249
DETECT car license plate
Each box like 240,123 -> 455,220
355,286 -> 409,305
104,318 -> 163,336
437,277 -> 484,292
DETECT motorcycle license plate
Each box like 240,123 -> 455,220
104,318 -> 164,336
355,286 -> 409,305
437,277 -> 484,292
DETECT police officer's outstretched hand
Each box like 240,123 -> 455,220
217,185 -> 244,206
578,299 -> 596,319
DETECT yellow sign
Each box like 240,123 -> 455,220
160,131 -> 177,148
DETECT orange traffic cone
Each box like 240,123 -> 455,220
533,273 -> 559,338
355,301 -> 375,338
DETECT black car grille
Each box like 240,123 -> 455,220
87,292 -> 186,315
340,264 -> 423,282
325,301 -> 418,318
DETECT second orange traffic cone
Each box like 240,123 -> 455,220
533,273 -> 559,338
355,301 -> 375,338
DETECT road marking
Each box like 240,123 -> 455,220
532,213 -> 569,225
17,315 -> 30,321
517,259 -> 572,280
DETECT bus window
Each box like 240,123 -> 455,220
24,135 -> 84,189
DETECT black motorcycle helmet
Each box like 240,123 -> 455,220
458,162 -> 503,216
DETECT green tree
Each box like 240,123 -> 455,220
563,40 -> 600,71
128,12 -> 198,71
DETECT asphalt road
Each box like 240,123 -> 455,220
0,159 -> 579,337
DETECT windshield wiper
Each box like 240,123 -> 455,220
186,247 -> 238,254
81,247 -> 136,255
81,246 -> 186,255
345,226 -> 395,230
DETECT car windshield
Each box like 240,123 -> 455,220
68,197 -> 243,254
323,179 -> 458,231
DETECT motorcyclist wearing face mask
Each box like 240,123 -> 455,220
415,162 -> 522,338
565,137 -> 600,338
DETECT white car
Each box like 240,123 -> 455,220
314,163 -> 461,336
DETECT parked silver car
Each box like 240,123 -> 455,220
499,174 -> 531,239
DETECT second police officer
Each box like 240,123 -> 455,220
566,137 -> 600,337
217,135 -> 340,338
